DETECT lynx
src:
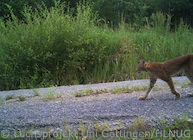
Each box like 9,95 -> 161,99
136,53 -> 193,100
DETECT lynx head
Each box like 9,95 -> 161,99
136,59 -> 146,73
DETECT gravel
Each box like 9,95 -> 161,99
0,76 -> 192,132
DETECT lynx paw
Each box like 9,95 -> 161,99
175,93 -> 181,99
139,96 -> 146,100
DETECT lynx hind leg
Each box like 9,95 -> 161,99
168,78 -> 181,99
160,74 -> 181,99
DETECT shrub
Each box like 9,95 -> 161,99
0,1 -> 120,90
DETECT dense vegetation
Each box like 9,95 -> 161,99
0,0 -> 193,90
1,0 -> 193,27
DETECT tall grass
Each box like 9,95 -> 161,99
0,1 -> 192,90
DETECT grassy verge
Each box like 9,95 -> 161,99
73,84 -> 163,97
110,84 -> 149,94
74,88 -> 109,97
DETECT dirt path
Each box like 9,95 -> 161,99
0,77 -> 192,132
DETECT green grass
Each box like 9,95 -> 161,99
74,88 -> 110,97
5,95 -> 14,100
18,96 -> 26,102
74,84 -> 151,97
74,89 -> 95,97
131,116 -> 149,132
181,80 -> 191,88
32,89 -> 40,96
0,1 -> 192,91
110,84 -> 149,94
42,90 -> 61,101
0,97 -> 5,105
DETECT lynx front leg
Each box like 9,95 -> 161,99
139,75 -> 157,100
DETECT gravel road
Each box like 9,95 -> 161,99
0,76 -> 192,132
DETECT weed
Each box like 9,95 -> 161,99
32,89 -> 40,96
130,84 -> 149,91
110,86 -> 131,94
93,122 -> 108,134
0,97 -> 5,105
181,80 -> 191,88
110,84 -> 149,94
94,89 -> 109,94
18,96 -> 26,102
42,90 -> 59,101
5,95 -> 14,100
77,121 -> 87,136
74,89 -> 94,97
131,116 -> 149,132
74,84 -> 150,97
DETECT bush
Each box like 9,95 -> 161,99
0,1 -> 120,90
